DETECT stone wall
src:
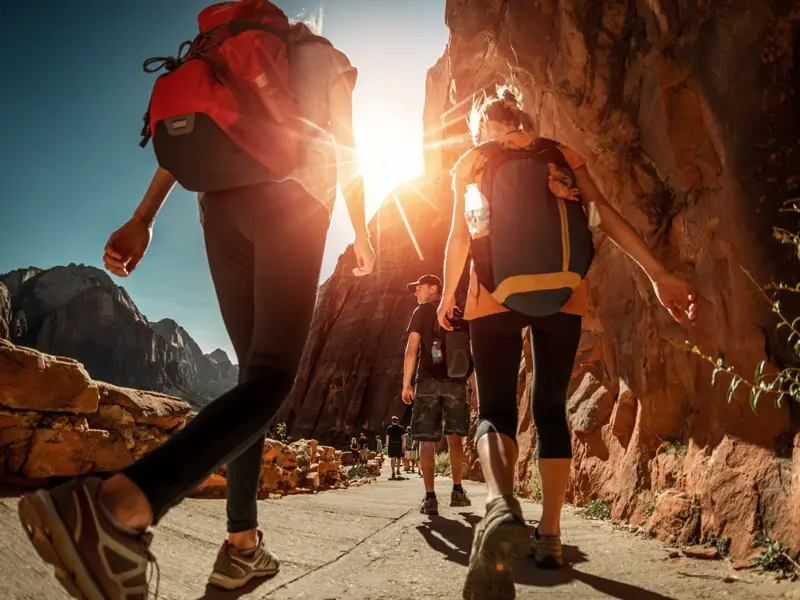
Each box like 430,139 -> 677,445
0,339 -> 190,483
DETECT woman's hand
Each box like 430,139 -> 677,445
438,295 -> 457,331
652,272 -> 698,323
352,234 -> 375,277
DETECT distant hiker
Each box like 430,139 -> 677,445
375,435 -> 384,455
402,274 -> 472,516
358,432 -> 369,464
350,438 -> 360,462
403,427 -> 418,473
19,3 -> 375,598
386,416 -> 406,479
441,84 -> 697,598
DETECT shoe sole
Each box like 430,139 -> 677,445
18,491 -> 107,600
463,519 -> 529,600
207,562 -> 280,590
535,555 -> 563,569
450,501 -> 472,507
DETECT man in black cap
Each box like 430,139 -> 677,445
402,274 -> 471,515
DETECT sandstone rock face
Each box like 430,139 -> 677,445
431,0 -> 800,557
0,283 -> 10,340
0,264 -> 237,409
275,176 -> 466,445
0,340 -> 191,481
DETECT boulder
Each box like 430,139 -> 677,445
261,464 -> 283,491
646,491 -> 700,547
97,383 -> 190,430
23,428 -> 133,478
0,339 -> 99,414
263,439 -> 283,463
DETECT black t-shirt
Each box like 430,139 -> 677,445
358,437 -> 368,449
407,302 -> 445,380
386,424 -> 405,447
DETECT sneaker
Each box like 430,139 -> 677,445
18,476 -> 157,600
451,488 -> 472,507
208,530 -> 280,590
531,527 -> 563,568
463,495 -> 529,600
419,495 -> 439,516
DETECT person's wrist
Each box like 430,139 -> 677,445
131,211 -> 155,228
647,265 -> 668,284
354,228 -> 370,243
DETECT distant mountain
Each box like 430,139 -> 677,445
0,264 -> 238,410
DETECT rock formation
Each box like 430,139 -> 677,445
275,176 -> 466,445
195,439 -> 381,499
0,264 -> 238,409
282,0 -> 800,557
0,337 -> 373,497
0,339 -> 191,482
0,282 -> 9,340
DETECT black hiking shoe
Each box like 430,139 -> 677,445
531,527 -> 563,568
450,488 -> 472,507
463,495 -> 529,600
18,476 -> 158,600
419,495 -> 439,516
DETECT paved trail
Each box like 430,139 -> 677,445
1,464 -> 798,600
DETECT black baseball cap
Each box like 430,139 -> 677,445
407,274 -> 442,292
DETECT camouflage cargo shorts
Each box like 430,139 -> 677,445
410,378 -> 469,442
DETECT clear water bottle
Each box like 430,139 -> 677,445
431,340 -> 443,364
464,183 -> 491,238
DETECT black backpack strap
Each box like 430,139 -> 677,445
529,137 -> 571,169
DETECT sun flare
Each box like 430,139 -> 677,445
353,111 -> 423,217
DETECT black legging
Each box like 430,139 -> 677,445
124,180 -> 330,530
470,310 -> 581,459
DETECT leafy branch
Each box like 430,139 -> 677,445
680,199 -> 800,412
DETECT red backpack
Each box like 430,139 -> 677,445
139,1 -> 322,192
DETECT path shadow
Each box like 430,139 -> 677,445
417,514 -> 679,600
193,577 -> 272,600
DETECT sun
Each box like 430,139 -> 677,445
353,111 -> 423,217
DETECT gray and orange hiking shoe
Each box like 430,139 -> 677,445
18,476 -> 157,600
463,495 -> 529,600
531,527 -> 563,568
207,530 -> 280,590
419,495 -> 439,516
450,487 -> 472,507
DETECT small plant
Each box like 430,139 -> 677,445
679,199 -> 800,412
275,422 -> 288,444
434,452 -> 450,475
703,533 -> 732,557
658,441 -> 687,457
528,466 -> 542,502
752,532 -> 798,573
583,499 -> 612,521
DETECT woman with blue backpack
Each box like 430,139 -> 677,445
438,85 -> 698,600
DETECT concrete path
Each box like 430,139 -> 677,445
1,464 -> 798,600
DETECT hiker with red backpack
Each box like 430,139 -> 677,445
18,2 -> 374,597
440,86 -> 698,600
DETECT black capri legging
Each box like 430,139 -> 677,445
470,310 -> 582,459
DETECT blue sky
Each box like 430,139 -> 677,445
0,1 -> 448,359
